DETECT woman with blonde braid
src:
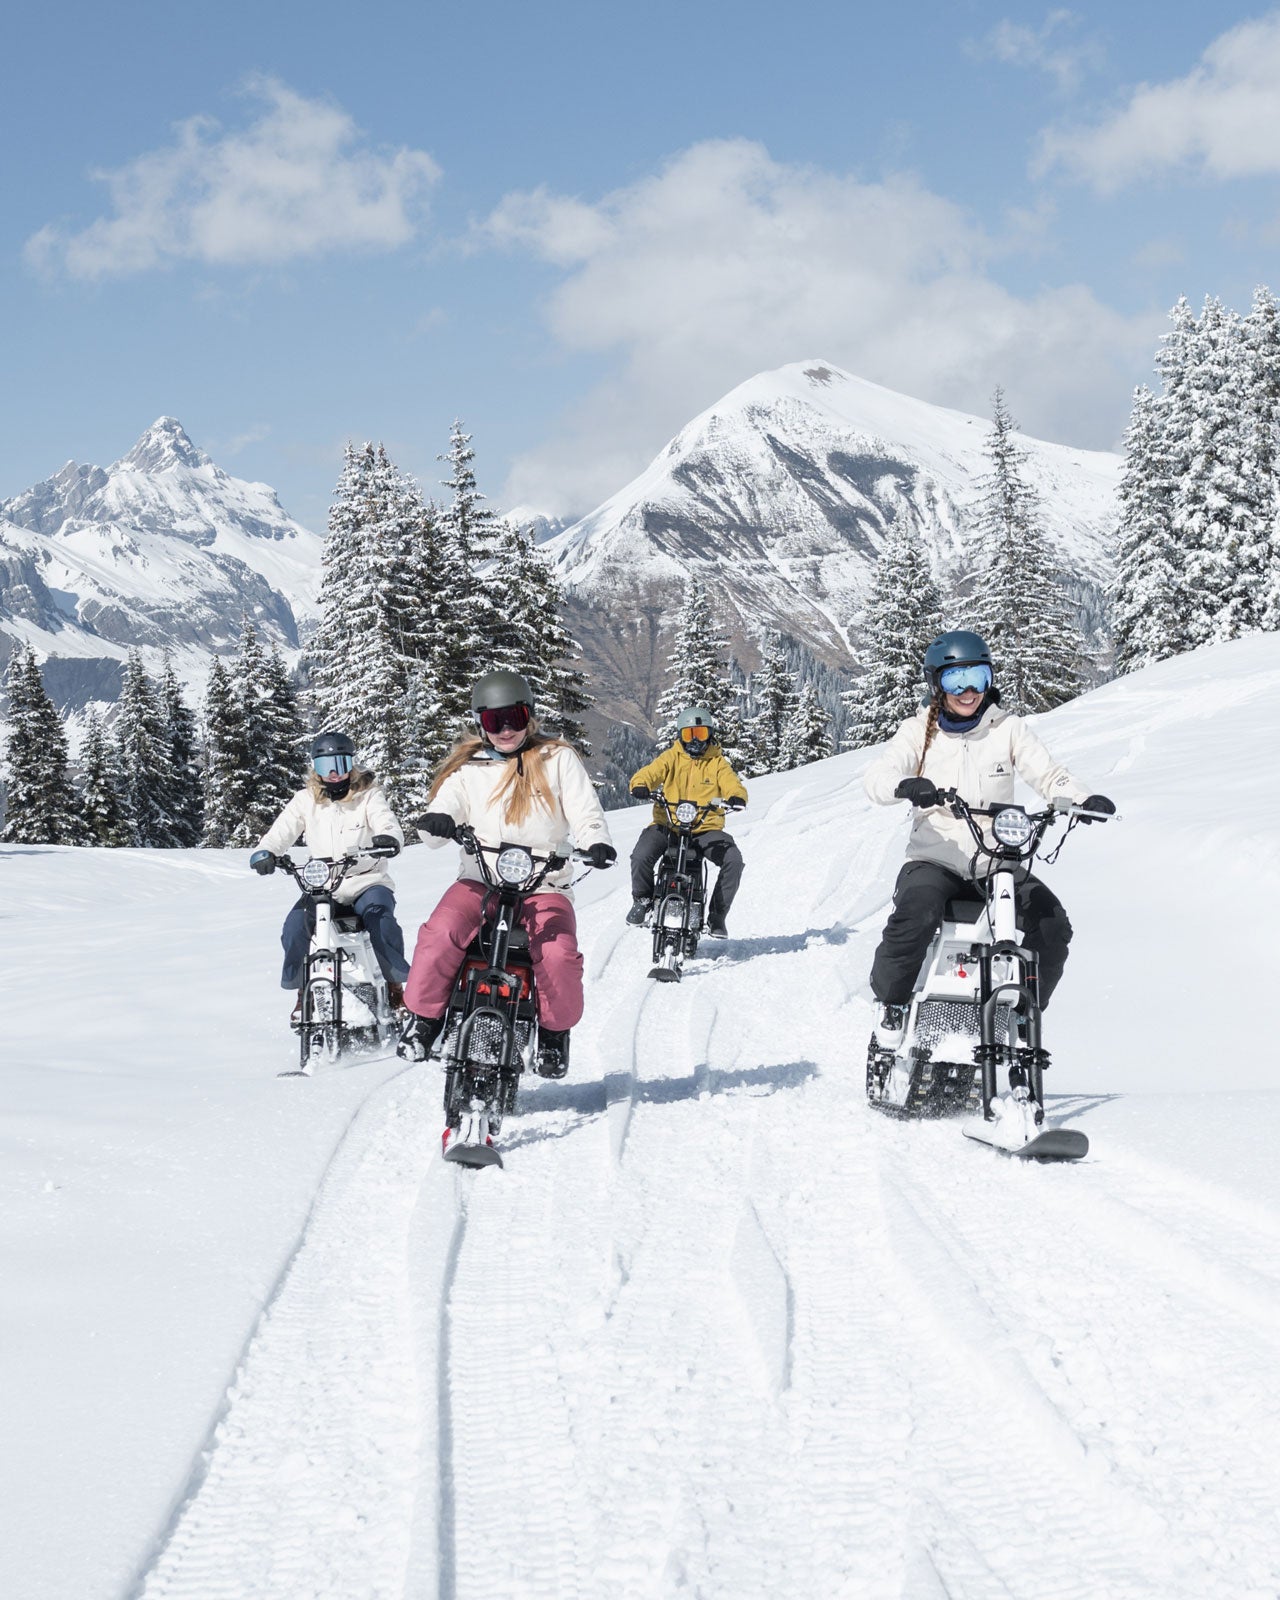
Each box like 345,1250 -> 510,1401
863,631 -> 1115,1046
399,670 -> 615,1078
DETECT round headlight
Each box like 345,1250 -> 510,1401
675,801 -> 698,825
991,807 -> 1033,847
496,846 -> 535,884
301,858 -> 331,889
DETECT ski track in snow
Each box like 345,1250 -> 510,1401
127,771 -> 1280,1600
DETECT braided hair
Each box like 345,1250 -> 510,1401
915,692 -> 944,777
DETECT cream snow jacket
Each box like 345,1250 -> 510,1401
426,742 -> 612,900
864,702 -> 1090,879
255,771 -> 405,904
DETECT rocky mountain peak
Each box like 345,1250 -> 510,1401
118,417 -> 211,474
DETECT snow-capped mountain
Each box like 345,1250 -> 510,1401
0,418 -> 322,708
545,360 -> 1121,725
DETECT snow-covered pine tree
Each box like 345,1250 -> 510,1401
313,442 -> 376,729
654,581 -> 740,748
0,644 -> 79,844
1244,285 -> 1280,631
744,633 -> 795,774
487,517 -> 592,749
201,655 -> 245,848
969,389 -> 1083,714
78,709 -> 127,846
780,681 -> 833,769
842,508 -> 944,747
1111,385 -> 1187,673
157,653 -> 203,847
258,644 -> 306,824
439,421 -> 506,717
112,651 -> 174,847
1173,298 -> 1269,645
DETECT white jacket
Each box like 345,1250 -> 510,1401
864,702 -> 1090,878
256,772 -> 405,904
426,742 -> 612,899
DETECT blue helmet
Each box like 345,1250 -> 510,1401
922,631 -> 992,697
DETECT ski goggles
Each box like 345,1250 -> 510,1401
938,663 -> 993,696
313,752 -> 355,780
476,702 -> 532,736
679,725 -> 712,744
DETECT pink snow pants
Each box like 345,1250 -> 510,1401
404,880 -> 585,1031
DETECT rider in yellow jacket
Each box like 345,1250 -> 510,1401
626,705 -> 748,938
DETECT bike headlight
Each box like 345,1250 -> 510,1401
991,807 -> 1033,847
675,801 -> 698,825
301,858 -> 331,889
496,846 -> 535,884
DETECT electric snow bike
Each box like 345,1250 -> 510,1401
865,791 -> 1115,1161
277,849 -> 401,1078
644,790 -> 729,983
430,826 -> 593,1169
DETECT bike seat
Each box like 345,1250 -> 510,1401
333,913 -> 366,933
944,897 -> 987,924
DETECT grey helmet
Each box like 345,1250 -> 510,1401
471,670 -> 536,742
676,704 -> 716,756
470,670 -> 536,716
309,729 -> 358,795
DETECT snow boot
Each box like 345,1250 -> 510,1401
626,898 -> 651,927
397,1012 -> 444,1062
536,1027 -> 571,1079
706,918 -> 728,940
386,980 -> 405,1011
875,1003 -> 907,1047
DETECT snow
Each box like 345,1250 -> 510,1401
5,634 -> 1280,1599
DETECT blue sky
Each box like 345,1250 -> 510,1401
5,0 -> 1280,527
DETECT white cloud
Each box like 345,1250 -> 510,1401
484,140 -> 1153,518
26,77 -> 440,279
969,10 -> 1103,94
1039,14 -> 1280,190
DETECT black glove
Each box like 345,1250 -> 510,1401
1078,794 -> 1116,824
370,833 -> 400,857
586,842 -> 617,869
894,777 -> 940,808
249,849 -> 276,876
630,786 -> 652,802
416,812 -> 458,841
726,797 -> 746,812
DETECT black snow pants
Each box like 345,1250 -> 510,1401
630,825 -> 744,921
869,860 -> 1072,1008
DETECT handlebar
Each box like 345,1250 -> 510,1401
454,823 -> 594,888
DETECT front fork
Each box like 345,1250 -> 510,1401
304,899 -> 344,1030
975,945 -> 1048,1124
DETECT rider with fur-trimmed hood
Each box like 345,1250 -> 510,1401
249,731 -> 411,1017
626,705 -> 748,939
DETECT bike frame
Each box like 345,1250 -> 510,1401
647,791 -> 728,974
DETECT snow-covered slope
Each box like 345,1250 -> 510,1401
0,419 -> 322,706
545,360 -> 1121,674
4,635 -> 1279,1600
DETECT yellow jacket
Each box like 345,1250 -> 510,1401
630,743 -> 748,834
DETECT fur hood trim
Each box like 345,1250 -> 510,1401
307,767 -> 376,804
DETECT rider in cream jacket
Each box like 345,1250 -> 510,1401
256,769 -> 405,904
864,700 -> 1090,879
423,742 -> 612,900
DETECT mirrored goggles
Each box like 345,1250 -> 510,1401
938,663 -> 993,696
313,752 -> 355,780
477,702 -> 532,736
680,724 -> 712,744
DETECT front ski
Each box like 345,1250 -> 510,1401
277,1066 -> 313,1079
962,1121 -> 1089,1162
648,964 -> 681,983
442,1113 -> 504,1169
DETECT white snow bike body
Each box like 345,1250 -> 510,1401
278,852 -> 399,1078
866,792 -> 1115,1160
